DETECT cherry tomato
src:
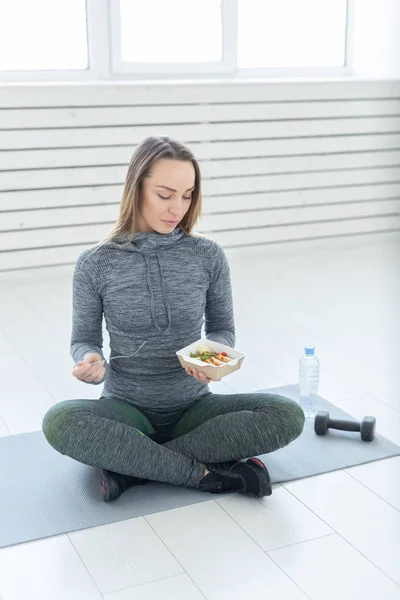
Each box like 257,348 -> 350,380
221,352 -> 227,356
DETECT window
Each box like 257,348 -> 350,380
119,0 -> 222,64
110,0 -> 235,75
0,0 -> 88,70
0,0 -> 350,80
237,0 -> 347,69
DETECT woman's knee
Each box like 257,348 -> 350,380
256,394 -> 305,444
42,400 -> 92,454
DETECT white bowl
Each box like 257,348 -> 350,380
176,338 -> 245,381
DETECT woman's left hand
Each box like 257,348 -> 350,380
185,367 -> 213,384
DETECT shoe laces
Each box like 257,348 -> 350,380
202,468 -> 246,492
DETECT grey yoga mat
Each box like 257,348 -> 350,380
1,385 -> 399,549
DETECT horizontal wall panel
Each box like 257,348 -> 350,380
1,216 -> 398,271
3,135 -> 400,170
209,215 -> 400,247
204,152 -> 400,178
1,81 -> 400,109
0,166 -> 126,191
1,204 -> 119,231
192,135 -> 400,161
0,223 -> 111,252
2,152 -> 400,191
3,200 -> 399,252
199,199 -> 400,231
0,185 -> 124,211
2,181 -> 400,214
1,99 -> 400,129
202,183 -> 400,213
2,117 -> 400,150
202,167 -> 400,196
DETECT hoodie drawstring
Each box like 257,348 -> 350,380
143,253 -> 172,335
157,253 -> 172,334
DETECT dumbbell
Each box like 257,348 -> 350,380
314,410 -> 376,442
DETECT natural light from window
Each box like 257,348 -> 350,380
0,0 -> 348,73
119,0 -> 222,63
0,0 -> 87,70
238,0 -> 347,68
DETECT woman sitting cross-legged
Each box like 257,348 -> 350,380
42,136 -> 305,502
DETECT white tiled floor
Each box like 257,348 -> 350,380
0,233 -> 399,599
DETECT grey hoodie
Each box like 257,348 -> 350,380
71,227 -> 235,413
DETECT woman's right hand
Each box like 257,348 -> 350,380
72,353 -> 105,383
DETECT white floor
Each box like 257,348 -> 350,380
0,233 -> 400,600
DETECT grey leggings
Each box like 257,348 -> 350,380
42,392 -> 305,488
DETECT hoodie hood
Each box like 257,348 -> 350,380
109,225 -> 186,254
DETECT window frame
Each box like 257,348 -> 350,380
0,0 -> 352,82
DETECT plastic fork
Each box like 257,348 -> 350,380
73,341 -> 146,369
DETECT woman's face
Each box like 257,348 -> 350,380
138,158 -> 195,233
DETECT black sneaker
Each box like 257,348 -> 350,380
206,460 -> 239,472
100,470 -> 148,502
199,458 -> 272,498
199,468 -> 246,495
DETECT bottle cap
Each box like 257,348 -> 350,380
305,346 -> 315,355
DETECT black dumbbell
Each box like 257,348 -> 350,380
314,410 -> 376,442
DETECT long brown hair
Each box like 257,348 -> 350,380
98,136 -> 202,248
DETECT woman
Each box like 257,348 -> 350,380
42,136 -> 304,502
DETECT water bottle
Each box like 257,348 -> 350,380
299,346 -> 320,417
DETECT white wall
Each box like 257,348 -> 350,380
1,80 -> 400,271
351,0 -> 400,78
